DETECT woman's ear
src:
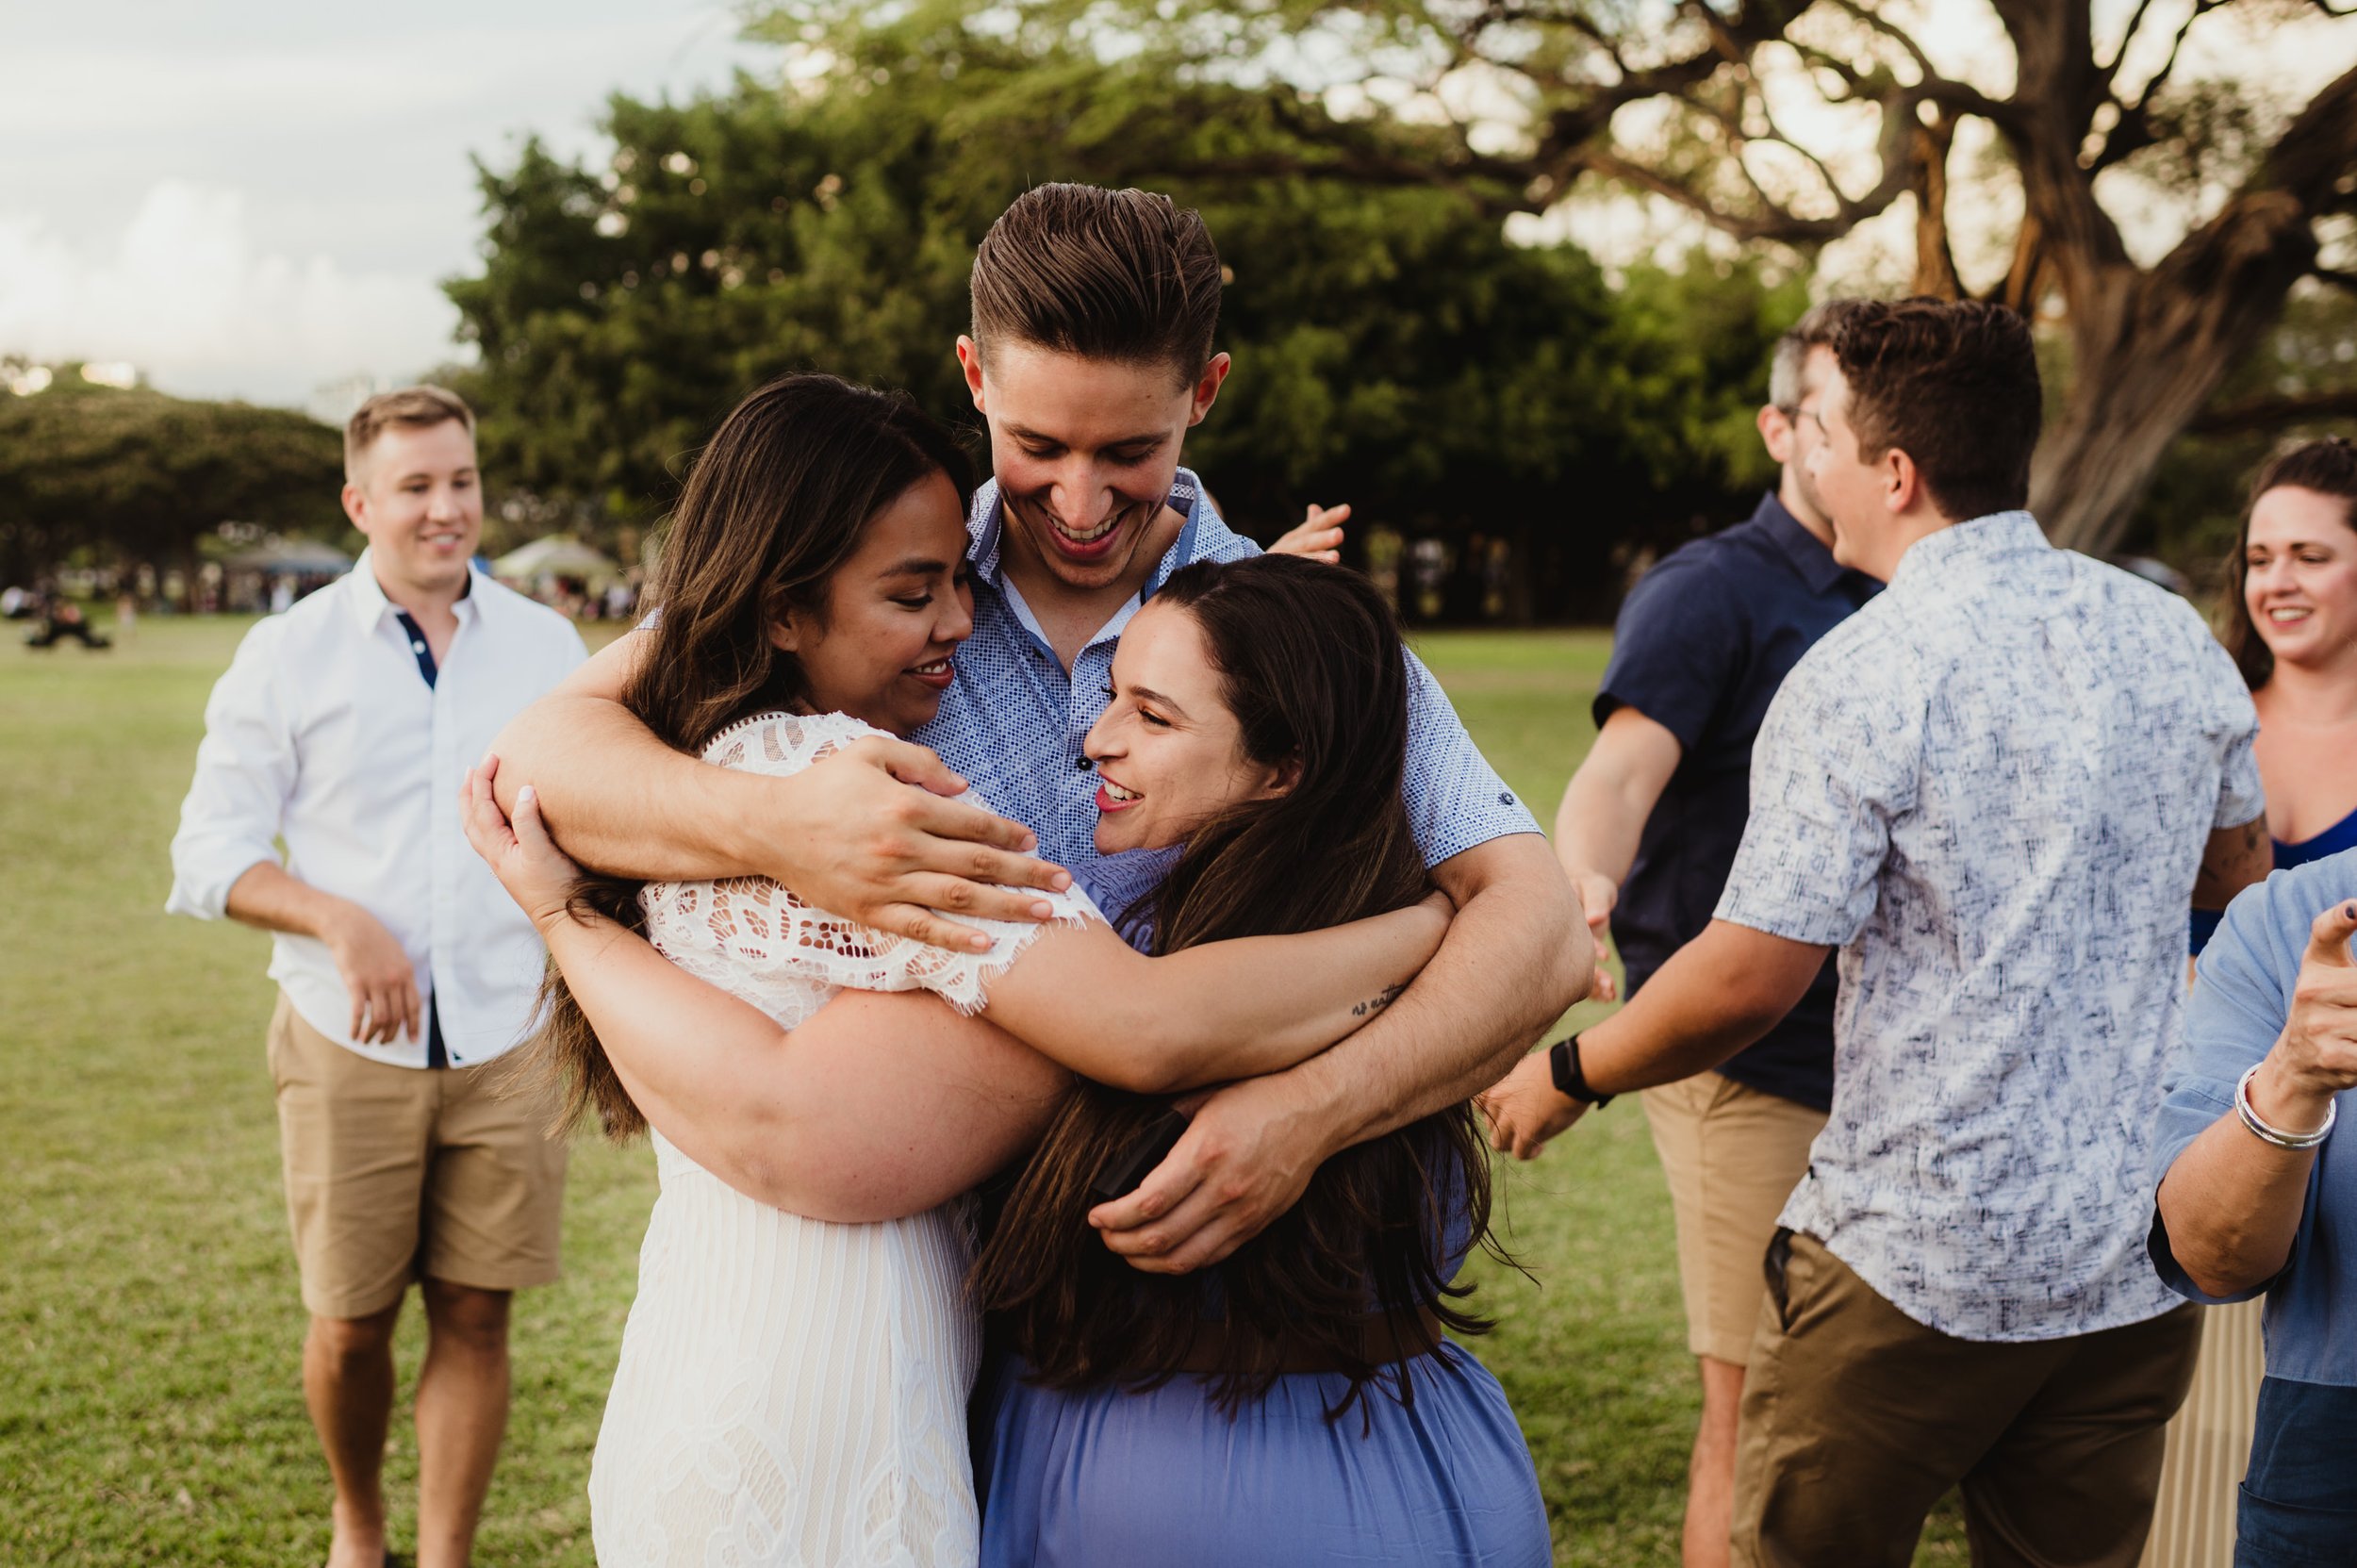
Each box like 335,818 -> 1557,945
767,606 -> 803,654
1260,753 -> 1304,800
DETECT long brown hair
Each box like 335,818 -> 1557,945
2221,436 -> 2357,691
969,553 -> 1495,1421
520,373 -> 973,1139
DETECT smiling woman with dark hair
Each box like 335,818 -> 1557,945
968,553 -> 1548,1568
2190,437 -> 2357,954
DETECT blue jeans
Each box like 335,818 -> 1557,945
2237,1377 -> 2357,1566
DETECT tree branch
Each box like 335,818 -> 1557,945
2190,388 -> 2357,434
2100,0 -> 2164,89
2091,0 -> 2231,174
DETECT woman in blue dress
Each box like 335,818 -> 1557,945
2191,437 -> 2357,951
969,553 -> 1551,1567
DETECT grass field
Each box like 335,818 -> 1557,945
0,617 -> 1966,1566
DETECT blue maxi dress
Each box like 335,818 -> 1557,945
970,1196 -> 1550,1567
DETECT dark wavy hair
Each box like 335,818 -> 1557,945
2221,436 -> 2357,691
969,553 -> 1495,1422
518,373 -> 973,1140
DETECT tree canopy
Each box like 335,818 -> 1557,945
744,0 -> 2355,555
443,24 -> 1807,619
0,374 -> 343,594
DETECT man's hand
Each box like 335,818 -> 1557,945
1087,1074 -> 1328,1274
763,734 -> 1073,953
1269,503 -> 1350,565
2251,900 -> 2357,1131
321,901 -> 421,1046
1475,1048 -> 1588,1161
1572,868 -> 1619,1002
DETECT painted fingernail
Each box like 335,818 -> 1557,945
1049,871 -> 1072,891
518,784 -> 536,806
1030,900 -> 1054,920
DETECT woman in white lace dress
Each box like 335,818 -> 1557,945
463,376 -> 1450,1567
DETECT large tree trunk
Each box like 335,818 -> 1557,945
2035,188 -> 2322,556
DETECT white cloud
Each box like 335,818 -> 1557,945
0,2 -> 759,407
0,182 -> 460,407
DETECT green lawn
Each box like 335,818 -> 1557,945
0,617 -> 1962,1565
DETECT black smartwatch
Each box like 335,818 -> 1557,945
1547,1033 -> 1614,1109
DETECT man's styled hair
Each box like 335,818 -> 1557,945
1767,298 -> 1861,413
2223,435 -> 2357,690
344,385 -> 476,483
1831,299 -> 2042,522
969,184 -> 1222,377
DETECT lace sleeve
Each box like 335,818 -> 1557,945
639,712 -> 1103,1018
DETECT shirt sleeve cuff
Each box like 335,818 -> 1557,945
164,850 -> 276,921
1712,886 -> 1862,949
2147,1081 -> 2276,1306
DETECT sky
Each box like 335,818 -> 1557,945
6,3 -> 2349,419
0,1 -> 769,415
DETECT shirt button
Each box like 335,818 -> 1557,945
1077,756 -> 1093,770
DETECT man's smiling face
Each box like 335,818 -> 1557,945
957,335 -> 1228,594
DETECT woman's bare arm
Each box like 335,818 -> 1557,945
978,899 -> 1450,1094
543,912 -> 1066,1220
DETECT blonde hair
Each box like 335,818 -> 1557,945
344,386 -> 476,483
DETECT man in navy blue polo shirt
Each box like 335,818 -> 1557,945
1493,300 -> 1872,1568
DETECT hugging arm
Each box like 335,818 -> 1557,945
489,630 -> 1066,947
539,909 -> 1067,1221
468,768 -> 1446,1215
1092,831 -> 1589,1274
976,898 -> 1450,1094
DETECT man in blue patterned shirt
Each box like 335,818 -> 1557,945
494,183 -> 1584,1274
1484,299 -> 2272,1565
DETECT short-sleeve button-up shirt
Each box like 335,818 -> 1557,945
916,470 -> 1539,926
1717,511 -> 2264,1341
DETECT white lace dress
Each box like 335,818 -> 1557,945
586,711 -> 1097,1568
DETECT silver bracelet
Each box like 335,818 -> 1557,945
2235,1063 -> 2336,1150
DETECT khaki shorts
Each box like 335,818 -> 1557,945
268,993 -> 567,1319
1642,1072 -> 1826,1366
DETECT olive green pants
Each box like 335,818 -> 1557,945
1733,1230 -> 2201,1568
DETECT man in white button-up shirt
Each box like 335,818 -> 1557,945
1484,301 -> 2273,1567
168,387 -> 584,1568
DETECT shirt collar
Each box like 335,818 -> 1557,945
968,467 -> 1216,600
344,547 -> 483,632
1888,510 -> 2049,587
1751,490 -> 1852,595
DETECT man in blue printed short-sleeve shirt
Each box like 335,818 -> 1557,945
491,182 -> 1586,1277
1484,299 -> 2272,1566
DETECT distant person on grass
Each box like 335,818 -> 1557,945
166,387 -> 586,1568
1483,298 -> 2273,1566
1541,297 -> 1875,1568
